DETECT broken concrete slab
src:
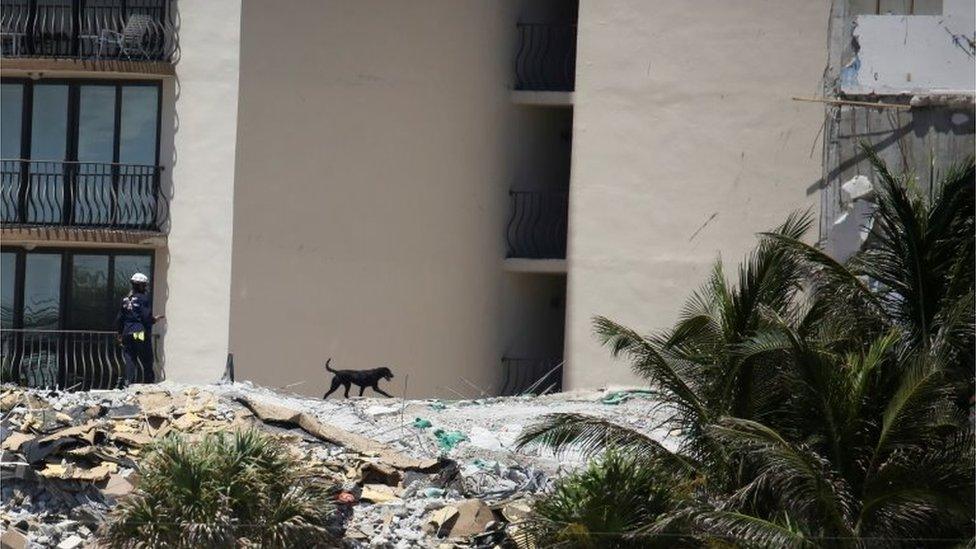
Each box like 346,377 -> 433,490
0,527 -> 28,549
37,422 -> 101,446
841,174 -> 873,203
360,484 -> 402,503
38,461 -> 118,482
108,431 -> 153,448
425,506 -> 460,537
99,473 -> 136,502
55,534 -> 84,549
448,499 -> 495,538
359,461 -> 402,486
236,396 -> 441,472
1,432 -> 35,452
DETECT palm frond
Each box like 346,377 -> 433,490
594,316 -> 709,421
515,413 -> 697,473
692,510 -> 814,548
710,418 -> 856,536
733,329 -> 793,362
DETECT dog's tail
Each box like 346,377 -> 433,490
324,358 -> 336,373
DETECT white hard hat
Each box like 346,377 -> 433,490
130,273 -> 149,283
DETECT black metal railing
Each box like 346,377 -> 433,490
1,159 -> 167,231
500,357 -> 563,396
0,0 -> 176,62
514,23 -> 576,91
0,329 -> 163,390
506,189 -> 567,259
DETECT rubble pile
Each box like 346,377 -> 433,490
0,382 -> 666,548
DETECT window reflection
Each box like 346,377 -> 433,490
27,85 -> 68,224
69,255 -> 111,330
77,86 -> 117,225
1,252 -> 15,329
23,254 -> 61,329
1,84 -> 23,158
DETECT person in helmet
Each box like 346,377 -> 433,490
116,272 -> 164,387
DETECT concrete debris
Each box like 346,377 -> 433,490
54,535 -> 83,549
99,474 -> 136,502
425,505 -> 460,537
448,499 -> 495,538
236,395 -> 442,472
360,484 -> 402,504
0,527 -> 28,549
840,174 -> 874,204
0,382 -> 667,547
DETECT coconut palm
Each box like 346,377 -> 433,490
517,149 -> 975,547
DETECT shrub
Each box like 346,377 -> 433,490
101,429 -> 338,548
530,451 -> 689,548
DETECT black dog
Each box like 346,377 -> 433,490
322,358 -> 395,399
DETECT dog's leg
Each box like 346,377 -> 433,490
323,378 -> 341,399
343,382 -> 351,398
358,385 -> 366,397
372,385 -> 393,398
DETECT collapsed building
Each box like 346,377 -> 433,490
0,382 -> 665,548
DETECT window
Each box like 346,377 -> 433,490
1,79 -> 161,166
850,0 -> 942,15
1,79 -> 163,228
0,248 -> 153,331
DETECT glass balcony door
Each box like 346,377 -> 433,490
1,247 -> 154,389
0,247 -> 153,331
0,78 -> 161,228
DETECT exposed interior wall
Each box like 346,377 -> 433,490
564,0 -> 829,389
842,0 -> 975,95
161,0 -> 241,384
231,0 -> 557,398
820,0 -> 975,258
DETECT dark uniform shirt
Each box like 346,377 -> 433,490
117,292 -> 154,336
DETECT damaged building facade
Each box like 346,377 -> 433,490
1,0 -> 973,398
821,0 -> 976,259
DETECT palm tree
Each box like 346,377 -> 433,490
517,148 -> 975,547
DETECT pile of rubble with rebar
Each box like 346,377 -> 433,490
0,381 -> 666,548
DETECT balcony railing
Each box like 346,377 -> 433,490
0,329 -> 163,390
1,159 -> 167,231
506,189 -> 567,259
514,23 -> 576,92
0,0 -> 176,62
500,357 -> 563,396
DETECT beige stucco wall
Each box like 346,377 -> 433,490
230,0 -> 562,398
563,0 -> 829,388
160,0 -> 241,384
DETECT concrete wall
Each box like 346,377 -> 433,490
563,0 -> 829,389
842,0 -> 975,95
230,0 -> 538,398
160,0 -> 241,383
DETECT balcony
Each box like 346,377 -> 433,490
1,159 -> 167,232
0,0 -> 176,63
514,23 -> 576,92
506,189 -> 567,261
500,357 -> 563,396
0,329 -> 162,389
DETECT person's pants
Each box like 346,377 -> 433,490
122,334 -> 155,385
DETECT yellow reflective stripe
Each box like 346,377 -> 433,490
132,331 -> 145,341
